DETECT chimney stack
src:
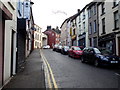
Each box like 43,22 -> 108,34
47,26 -> 51,30
77,9 -> 80,13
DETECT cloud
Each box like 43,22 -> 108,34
52,10 -> 67,15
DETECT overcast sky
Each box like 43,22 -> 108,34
32,0 -> 93,31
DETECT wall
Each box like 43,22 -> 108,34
42,33 -> 47,46
60,20 -> 68,45
2,0 -> 17,84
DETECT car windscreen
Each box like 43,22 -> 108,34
94,48 -> 101,54
100,49 -> 113,55
74,47 -> 81,50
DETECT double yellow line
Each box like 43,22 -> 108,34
40,50 -> 58,90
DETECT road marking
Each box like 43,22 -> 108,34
41,54 -> 52,88
40,50 -> 58,90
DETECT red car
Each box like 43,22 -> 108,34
68,46 -> 83,58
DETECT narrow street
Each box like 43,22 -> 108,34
42,49 -> 119,88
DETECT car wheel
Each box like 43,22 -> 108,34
81,57 -> 85,63
94,59 -> 99,67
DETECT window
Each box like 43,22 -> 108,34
113,0 -> 119,7
79,15 -> 81,23
93,20 -> 97,33
89,22 -> 92,34
88,9 -> 91,18
83,22 -> 85,31
79,25 -> 81,34
38,34 -> 39,40
52,33 -> 54,36
93,5 -> 96,15
90,7 -> 93,16
114,11 -> 119,29
83,10 -> 85,20
101,2 -> 105,15
102,18 -> 105,34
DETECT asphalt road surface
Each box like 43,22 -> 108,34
42,49 -> 119,88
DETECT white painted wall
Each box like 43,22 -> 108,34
60,20 -> 68,45
2,0 -> 17,84
98,1 -> 119,36
76,7 -> 89,47
42,33 -> 47,46
98,1 -> 120,55
67,21 -> 71,46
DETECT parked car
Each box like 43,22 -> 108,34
68,46 -> 83,58
42,45 -> 50,49
56,45 -> 62,52
53,44 -> 59,51
61,46 -> 70,55
81,47 -> 120,67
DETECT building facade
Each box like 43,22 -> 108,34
1,0 -> 17,87
42,33 -> 48,46
44,26 -> 56,48
87,2 -> 99,47
34,24 -> 42,48
98,0 -> 120,56
60,19 -> 68,46
76,5 -> 89,48
44,26 -> 61,48
17,0 -> 34,73
0,1 -> 13,88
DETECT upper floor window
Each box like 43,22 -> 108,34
93,20 -> 97,33
102,18 -> 105,34
79,25 -> 81,34
83,10 -> 85,20
113,0 -> 119,7
88,9 -> 91,18
79,15 -> 81,23
83,22 -> 85,31
89,22 -> 92,34
114,11 -> 119,29
52,33 -> 54,36
93,5 -> 96,15
101,2 -> 105,15
90,7 -> 93,17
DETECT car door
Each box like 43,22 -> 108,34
68,47 -> 73,56
88,49 -> 95,63
83,48 -> 88,61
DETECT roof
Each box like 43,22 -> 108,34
60,13 -> 79,28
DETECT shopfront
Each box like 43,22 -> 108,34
98,33 -> 116,55
71,35 -> 77,46
78,33 -> 86,48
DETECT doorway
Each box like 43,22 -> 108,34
10,30 -> 15,76
118,37 -> 120,57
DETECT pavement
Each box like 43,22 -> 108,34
2,49 -> 45,89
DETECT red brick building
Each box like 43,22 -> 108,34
44,26 -> 61,48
